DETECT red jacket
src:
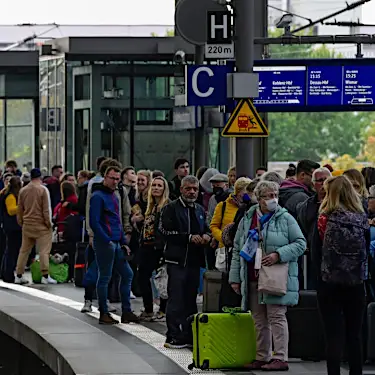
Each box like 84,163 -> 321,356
53,194 -> 78,233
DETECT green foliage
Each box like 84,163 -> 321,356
267,32 -> 372,161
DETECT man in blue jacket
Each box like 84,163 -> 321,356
89,166 -> 139,325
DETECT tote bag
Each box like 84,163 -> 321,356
257,220 -> 289,296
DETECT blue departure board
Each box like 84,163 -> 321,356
343,66 -> 375,106
253,66 -> 306,107
222,59 -> 375,112
307,66 -> 342,106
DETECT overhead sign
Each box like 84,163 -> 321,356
185,64 -> 233,106
205,10 -> 234,59
221,99 -> 268,138
252,60 -> 375,112
174,0 -> 227,46
186,59 -> 375,111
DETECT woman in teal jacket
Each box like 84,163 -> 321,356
229,180 -> 306,372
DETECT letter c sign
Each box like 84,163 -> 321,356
192,67 -> 214,98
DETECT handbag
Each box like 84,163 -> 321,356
257,219 -> 289,296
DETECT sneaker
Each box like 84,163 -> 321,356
245,360 -> 270,370
99,313 -> 119,325
155,311 -> 166,322
121,311 -> 141,324
164,338 -> 187,349
130,291 -> 136,299
41,275 -> 57,284
139,311 -> 155,322
261,359 -> 289,371
15,275 -> 29,285
81,300 -> 93,313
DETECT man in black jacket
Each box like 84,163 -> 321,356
160,175 -> 211,349
297,167 -> 331,289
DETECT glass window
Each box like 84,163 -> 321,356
0,100 -> 4,165
102,75 -> 130,99
134,77 -> 171,99
6,99 -> 33,168
136,109 -> 172,124
74,74 -> 91,101
74,109 -> 90,171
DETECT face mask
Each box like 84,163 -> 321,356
251,195 -> 258,204
213,186 -> 224,196
265,198 -> 278,212
242,193 -> 250,203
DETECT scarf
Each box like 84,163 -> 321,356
240,209 -> 273,262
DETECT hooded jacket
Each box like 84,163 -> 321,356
229,204 -> 306,310
279,179 -> 313,219
197,168 -> 219,211
89,184 -> 126,245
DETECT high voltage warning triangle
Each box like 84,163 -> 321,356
221,99 -> 269,138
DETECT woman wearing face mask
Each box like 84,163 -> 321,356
138,177 -> 170,322
229,181 -> 306,371
210,177 -> 252,250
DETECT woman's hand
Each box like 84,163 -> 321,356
261,252 -> 280,267
231,283 -> 241,295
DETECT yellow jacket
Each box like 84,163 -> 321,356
210,195 -> 239,248
5,193 -> 17,216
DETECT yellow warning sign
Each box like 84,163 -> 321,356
221,99 -> 269,138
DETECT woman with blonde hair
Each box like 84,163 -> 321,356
317,175 -> 368,375
138,176 -> 170,321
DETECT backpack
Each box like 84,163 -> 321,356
321,209 -> 369,286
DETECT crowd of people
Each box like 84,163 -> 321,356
0,156 -> 373,374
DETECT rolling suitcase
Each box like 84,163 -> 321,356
188,311 -> 256,370
287,290 -> 325,360
74,220 -> 87,288
367,302 -> 375,362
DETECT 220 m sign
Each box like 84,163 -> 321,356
205,43 -> 235,59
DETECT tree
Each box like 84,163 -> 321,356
267,30 -> 375,161
151,29 -> 174,37
361,121 -> 375,165
334,154 -> 358,170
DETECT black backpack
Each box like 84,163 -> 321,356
321,209 -> 369,286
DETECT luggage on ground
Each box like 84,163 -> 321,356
189,310 -> 256,370
367,302 -> 375,361
287,290 -> 325,361
30,260 -> 69,284
74,219 -> 87,288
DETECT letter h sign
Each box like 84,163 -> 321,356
206,11 -> 232,44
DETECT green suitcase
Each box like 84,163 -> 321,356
189,310 -> 256,370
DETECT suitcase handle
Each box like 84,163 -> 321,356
222,307 -> 242,315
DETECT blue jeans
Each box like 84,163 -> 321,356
94,240 -> 133,314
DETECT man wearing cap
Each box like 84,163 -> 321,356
15,168 -> 56,285
206,173 -> 230,226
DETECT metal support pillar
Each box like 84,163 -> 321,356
194,45 -> 207,171
234,0 -> 256,178
252,0 -> 268,171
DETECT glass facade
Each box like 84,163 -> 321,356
39,56 -> 66,173
0,99 -> 34,168
6,99 -> 34,168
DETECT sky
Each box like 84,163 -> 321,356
1,0 -> 374,26
0,0 -> 175,25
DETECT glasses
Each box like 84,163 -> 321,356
314,178 -> 327,183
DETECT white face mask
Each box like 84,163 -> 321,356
265,198 -> 278,212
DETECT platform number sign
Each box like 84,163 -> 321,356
205,10 -> 234,60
